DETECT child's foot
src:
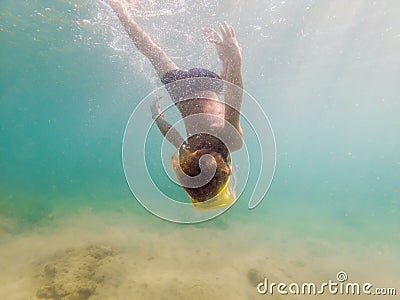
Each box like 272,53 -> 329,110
107,0 -> 128,18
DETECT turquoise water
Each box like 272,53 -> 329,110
1,0 -> 399,298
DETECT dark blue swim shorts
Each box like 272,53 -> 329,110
161,68 -> 223,103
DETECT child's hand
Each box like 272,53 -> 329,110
150,97 -> 165,119
203,22 -> 242,66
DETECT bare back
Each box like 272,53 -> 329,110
178,97 -> 224,132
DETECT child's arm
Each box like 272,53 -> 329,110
203,22 -> 244,150
151,99 -> 185,149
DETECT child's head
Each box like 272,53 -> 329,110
172,148 -> 234,209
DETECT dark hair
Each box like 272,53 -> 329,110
172,148 -> 231,202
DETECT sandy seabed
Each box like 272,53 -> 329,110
0,210 -> 398,300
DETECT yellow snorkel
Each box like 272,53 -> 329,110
190,179 -> 235,210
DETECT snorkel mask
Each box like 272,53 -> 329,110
190,178 -> 235,210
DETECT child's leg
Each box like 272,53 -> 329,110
109,1 -> 178,78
